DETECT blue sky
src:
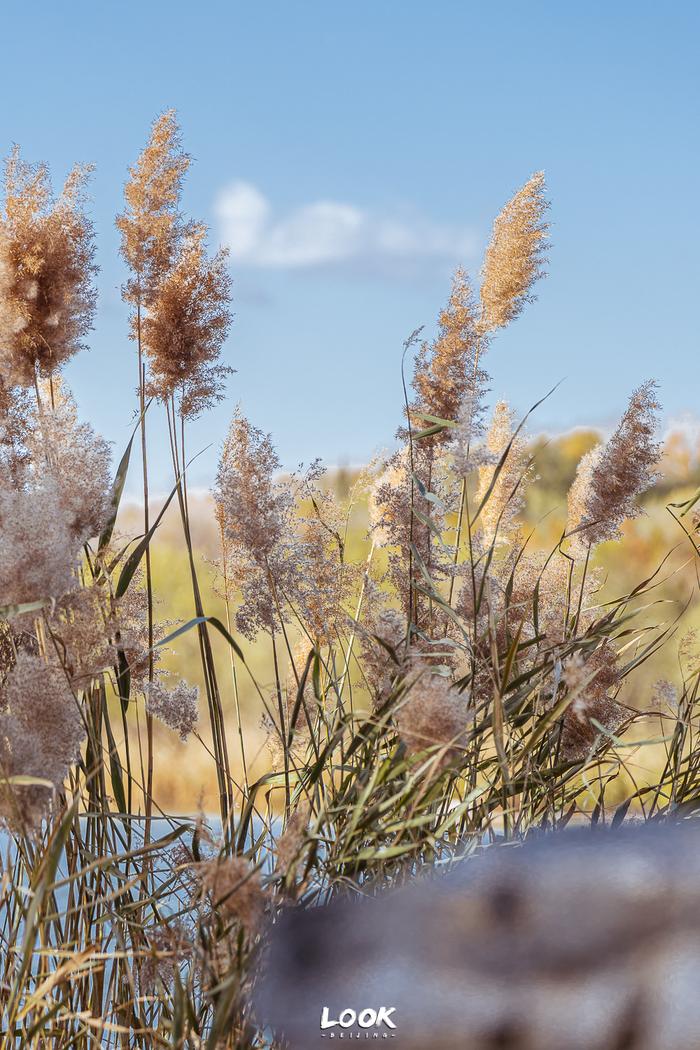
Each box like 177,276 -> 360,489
1,1 -> 698,493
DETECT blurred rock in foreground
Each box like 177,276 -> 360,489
257,825 -> 700,1049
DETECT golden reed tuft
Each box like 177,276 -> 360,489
0,148 -> 97,387
116,110 -> 190,308
479,170 -> 549,333
118,111 -> 233,418
142,224 -> 232,417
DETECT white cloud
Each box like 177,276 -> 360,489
215,181 -> 476,271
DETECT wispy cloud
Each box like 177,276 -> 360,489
215,181 -> 476,271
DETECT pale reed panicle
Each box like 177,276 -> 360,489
476,400 -> 530,548
216,409 -> 294,563
367,445 -> 413,550
141,224 -> 233,418
0,376 -> 32,485
560,642 -> 627,760
412,269 -> 486,437
138,921 -> 195,997
0,147 -> 97,386
356,578 -> 406,706
30,380 -> 112,542
216,411 -> 351,643
111,570 -> 161,692
144,678 -> 199,741
0,378 -> 111,609
274,801 -> 312,878
215,409 -> 297,639
649,678 -> 679,714
116,109 -> 190,308
294,513 -> 350,645
451,389 -> 493,477
0,650 -> 85,829
296,461 -> 359,641
395,666 -> 471,765
567,380 -> 661,552
479,171 -> 549,334
43,573 -> 165,700
0,479 -> 79,608
196,854 -> 267,931
368,443 -> 450,618
47,584 -> 119,689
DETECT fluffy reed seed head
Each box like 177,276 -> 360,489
215,409 -> 296,639
294,514 -> 348,644
0,376 -> 32,486
31,380 -> 112,542
197,855 -> 266,931
368,446 -> 412,550
0,650 -> 85,828
650,678 -> 679,714
0,148 -> 97,386
216,414 -> 350,643
144,678 -> 199,741
357,579 -> 406,705
412,270 -> 486,437
291,461 -> 359,643
476,400 -> 529,548
560,642 -> 626,759
395,668 -> 470,764
0,478 -> 79,608
139,921 -> 194,995
141,224 -> 233,418
274,801 -> 312,877
479,172 -> 549,333
0,379 -> 111,610
48,585 -> 117,688
112,573 -> 161,692
216,409 -> 292,560
567,380 -> 661,550
451,388 -> 492,477
369,443 -> 449,617
116,110 -> 190,306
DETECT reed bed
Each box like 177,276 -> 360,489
0,112 -> 698,1047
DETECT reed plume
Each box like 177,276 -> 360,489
145,679 -> 199,741
357,581 -> 406,704
0,376 -> 32,485
396,667 -> 470,764
479,171 -> 549,333
560,642 -> 626,759
0,479 -> 79,607
216,411 -> 350,644
47,585 -> 118,688
116,110 -> 190,309
293,466 -> 353,644
141,224 -> 233,417
369,443 -> 450,618
30,380 -> 112,542
196,855 -> 266,931
117,110 -> 194,827
567,380 -> 661,550
476,400 -> 530,548
0,650 -> 84,828
0,148 -> 97,387
215,409 -> 297,639
274,802 -> 312,877
412,269 -> 486,435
